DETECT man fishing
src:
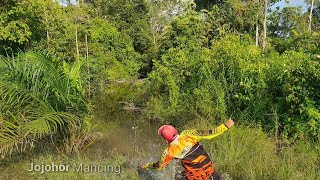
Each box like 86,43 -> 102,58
140,119 -> 234,180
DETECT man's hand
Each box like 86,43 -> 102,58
225,119 -> 234,128
139,164 -> 145,169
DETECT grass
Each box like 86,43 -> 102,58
202,126 -> 320,180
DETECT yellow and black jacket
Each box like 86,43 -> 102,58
144,124 -> 229,180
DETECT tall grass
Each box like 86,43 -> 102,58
199,126 -> 320,180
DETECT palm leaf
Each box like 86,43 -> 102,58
2,52 -> 86,112
0,117 -> 29,158
0,52 -> 88,158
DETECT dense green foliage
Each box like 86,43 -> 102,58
146,6 -> 320,142
0,52 -> 94,157
0,0 -> 319,179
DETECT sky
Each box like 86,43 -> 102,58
272,0 -> 308,11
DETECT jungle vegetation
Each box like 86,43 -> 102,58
0,0 -> 319,179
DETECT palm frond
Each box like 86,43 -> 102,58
63,60 -> 83,93
0,51 -> 89,158
2,52 -> 86,112
0,82 -> 34,116
0,105 -> 79,157
24,108 -> 78,139
0,117 -> 30,158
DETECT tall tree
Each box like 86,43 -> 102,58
261,0 -> 282,50
0,0 -> 32,54
263,0 -> 268,50
269,6 -> 307,37
194,0 -> 221,10
223,0 -> 264,45
305,0 -> 320,32
308,0 -> 315,32
313,1 -> 320,32
149,0 -> 182,47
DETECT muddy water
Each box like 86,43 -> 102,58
89,110 -> 182,180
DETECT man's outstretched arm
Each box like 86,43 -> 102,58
142,148 -> 173,170
183,119 -> 234,141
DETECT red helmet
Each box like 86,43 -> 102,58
158,125 -> 178,142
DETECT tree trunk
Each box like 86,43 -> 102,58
75,26 -> 80,59
262,0 -> 268,51
308,0 -> 314,32
255,22 -> 259,46
75,0 -> 80,59
44,7 -> 50,49
85,34 -> 90,98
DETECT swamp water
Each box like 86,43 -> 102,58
84,107 -> 182,180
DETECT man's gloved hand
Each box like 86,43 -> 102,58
225,119 -> 234,128
138,164 -> 146,170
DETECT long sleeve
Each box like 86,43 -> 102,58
144,147 -> 173,170
181,124 -> 229,141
